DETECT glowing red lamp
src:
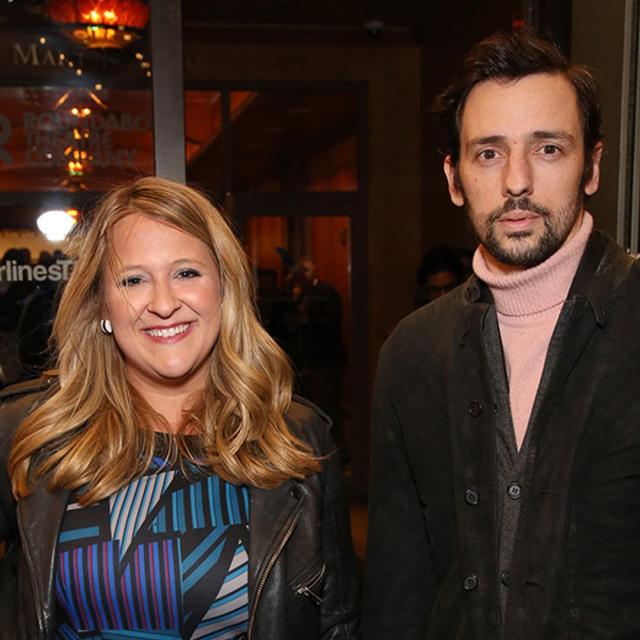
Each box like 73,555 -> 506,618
47,0 -> 150,48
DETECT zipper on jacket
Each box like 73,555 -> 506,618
247,505 -> 303,640
294,562 -> 325,605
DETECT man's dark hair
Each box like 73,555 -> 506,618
434,30 -> 602,178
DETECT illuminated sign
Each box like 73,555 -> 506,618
0,258 -> 73,282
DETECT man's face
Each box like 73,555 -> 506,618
444,73 -> 602,270
424,270 -> 459,302
300,259 -> 317,282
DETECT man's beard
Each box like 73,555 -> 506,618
473,192 -> 584,268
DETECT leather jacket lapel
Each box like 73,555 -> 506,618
17,480 -> 68,638
247,481 -> 305,639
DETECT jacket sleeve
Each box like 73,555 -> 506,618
319,422 -> 361,640
0,396 -> 19,542
0,381 -> 52,541
0,389 -> 33,639
363,337 -> 434,640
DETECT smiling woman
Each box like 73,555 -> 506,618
103,213 -> 224,421
0,176 -> 359,639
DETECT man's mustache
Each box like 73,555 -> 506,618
487,197 -> 551,224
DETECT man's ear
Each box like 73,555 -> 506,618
444,155 -> 465,207
584,140 -> 604,197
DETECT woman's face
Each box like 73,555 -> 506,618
102,213 -> 222,396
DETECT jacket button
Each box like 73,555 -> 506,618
501,571 -> 510,587
468,401 -> 483,417
464,284 -> 480,302
507,483 -> 522,500
464,489 -> 479,505
463,574 -> 478,591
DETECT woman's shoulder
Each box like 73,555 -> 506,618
0,377 -> 56,441
0,376 -> 55,402
286,395 -> 333,455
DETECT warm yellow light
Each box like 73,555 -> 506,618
39,36 -> 46,45
70,107 -> 79,116
48,0 -> 149,50
67,160 -> 84,177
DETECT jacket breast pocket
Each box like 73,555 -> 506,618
291,561 -> 326,606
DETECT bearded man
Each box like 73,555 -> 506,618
364,30 -> 640,640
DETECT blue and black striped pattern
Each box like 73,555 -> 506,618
54,457 -> 250,639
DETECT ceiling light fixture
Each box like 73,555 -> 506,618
37,209 -> 77,242
46,0 -> 149,49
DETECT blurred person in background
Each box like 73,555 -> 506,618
294,257 -> 347,462
414,245 -> 465,308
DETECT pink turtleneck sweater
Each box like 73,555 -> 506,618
472,213 -> 593,449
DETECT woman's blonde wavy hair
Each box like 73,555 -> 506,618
9,176 -> 320,505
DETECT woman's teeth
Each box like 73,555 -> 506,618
146,323 -> 190,338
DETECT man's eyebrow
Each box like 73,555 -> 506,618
466,135 -> 506,147
529,130 -> 576,143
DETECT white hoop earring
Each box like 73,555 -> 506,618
100,319 -> 113,335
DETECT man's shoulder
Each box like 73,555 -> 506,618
587,230 -> 640,298
378,281 -> 474,375
389,281 -> 470,348
313,280 -> 340,296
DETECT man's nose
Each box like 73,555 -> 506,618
147,281 -> 181,317
503,151 -> 532,198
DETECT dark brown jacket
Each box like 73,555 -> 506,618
364,231 -> 640,639
0,381 -> 360,639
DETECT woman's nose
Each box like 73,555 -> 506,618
147,281 -> 181,317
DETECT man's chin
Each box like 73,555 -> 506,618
484,235 -> 553,269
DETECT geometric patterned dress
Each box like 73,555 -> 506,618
53,454 -> 250,640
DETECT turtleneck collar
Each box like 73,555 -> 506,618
472,212 -> 593,317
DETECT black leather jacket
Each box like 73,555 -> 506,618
0,379 -> 360,639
